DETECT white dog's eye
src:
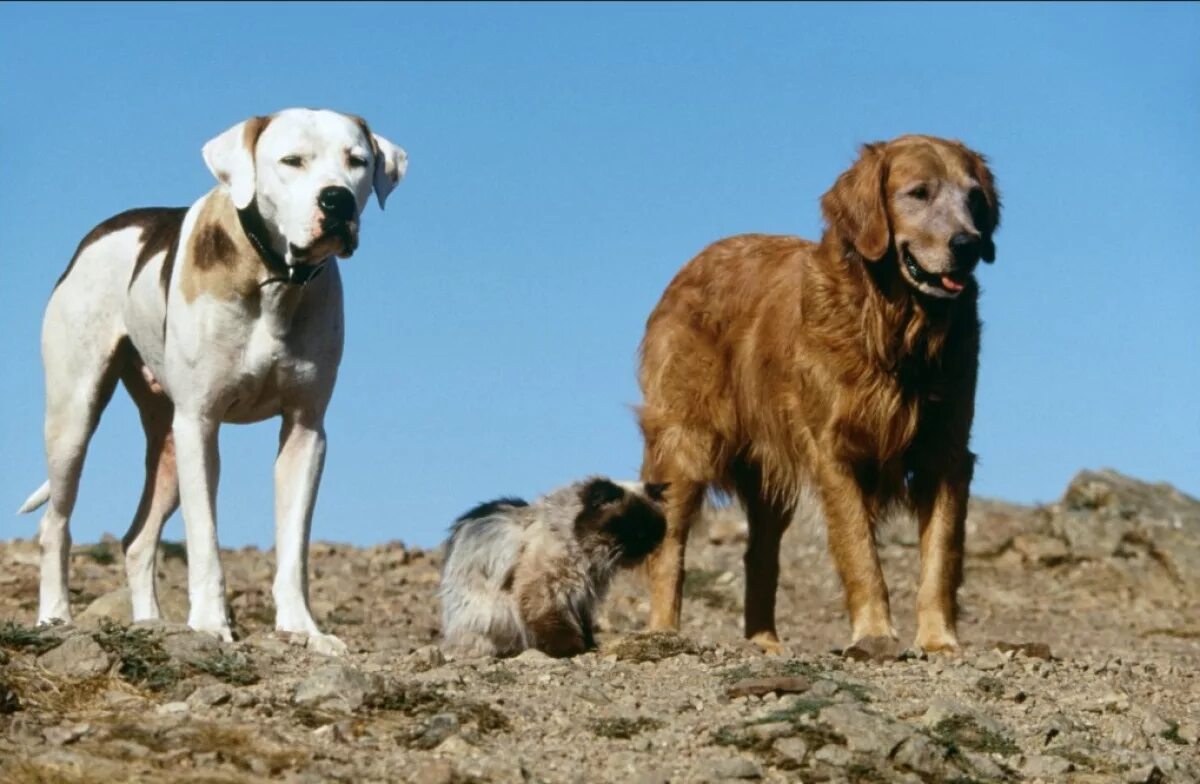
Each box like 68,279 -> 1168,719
280,155 -> 305,168
348,154 -> 369,168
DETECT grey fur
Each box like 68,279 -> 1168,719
439,478 -> 666,658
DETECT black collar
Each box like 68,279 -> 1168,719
237,202 -> 329,288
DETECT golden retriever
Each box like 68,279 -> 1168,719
637,135 -> 1000,656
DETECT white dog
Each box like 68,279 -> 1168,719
18,108 -> 407,654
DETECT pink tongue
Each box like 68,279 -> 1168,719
940,275 -> 964,292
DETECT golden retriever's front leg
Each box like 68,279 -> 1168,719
912,467 -> 970,654
644,481 -> 704,631
815,458 -> 896,647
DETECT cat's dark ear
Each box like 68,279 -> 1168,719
644,482 -> 669,503
580,478 -> 625,510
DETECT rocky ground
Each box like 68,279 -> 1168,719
1,468 -> 1198,783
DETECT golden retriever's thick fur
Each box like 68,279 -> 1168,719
637,135 -> 1001,655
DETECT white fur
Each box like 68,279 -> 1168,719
20,108 -> 406,654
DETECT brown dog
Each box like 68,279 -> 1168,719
637,135 -> 1000,655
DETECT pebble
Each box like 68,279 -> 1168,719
711,756 -> 762,779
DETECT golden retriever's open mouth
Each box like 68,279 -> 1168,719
902,245 -> 968,296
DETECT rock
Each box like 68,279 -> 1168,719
820,704 -> 913,756
43,722 -> 89,746
995,641 -> 1053,660
36,634 -> 111,678
772,736 -> 808,765
1020,754 -> 1073,778
725,676 -> 811,699
0,680 -> 20,714
187,684 -> 232,708
607,632 -> 700,662
1141,712 -> 1173,739
972,649 -> 1007,671
162,629 -> 223,663
1177,722 -> 1199,744
746,721 -> 793,741
813,744 -> 853,766
293,663 -> 375,712
404,644 -> 446,672
77,588 -> 134,625
434,734 -> 474,755
892,736 -> 948,778
711,757 -> 762,779
156,701 -> 189,716
1012,532 -> 1070,566
842,635 -> 901,662
409,760 -> 457,784
1124,764 -> 1165,784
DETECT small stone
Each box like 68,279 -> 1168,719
293,663 -> 375,712
808,679 -> 840,699
772,736 -> 808,765
1140,712 -> 1172,739
821,704 -> 913,755
187,684 -> 231,708
43,723 -> 90,746
972,649 -> 1007,671
231,690 -> 257,708
813,744 -> 853,766
746,721 -> 793,741
711,756 -> 762,779
632,770 -> 671,784
892,736 -> 947,777
1177,722 -> 1199,744
409,760 -> 456,784
435,734 -> 473,755
407,644 -> 446,672
995,641 -> 1053,660
162,630 -> 222,663
36,634 -> 111,678
726,676 -> 811,699
1021,754 -> 1073,778
156,701 -> 189,716
1124,763 -> 1164,784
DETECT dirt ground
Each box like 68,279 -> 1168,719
1,468 -> 1197,783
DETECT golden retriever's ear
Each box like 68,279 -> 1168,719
965,149 -> 1001,263
821,143 -> 890,261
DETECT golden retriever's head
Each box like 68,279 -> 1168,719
821,135 -> 1001,299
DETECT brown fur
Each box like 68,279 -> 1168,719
180,190 -> 266,303
637,135 -> 1000,653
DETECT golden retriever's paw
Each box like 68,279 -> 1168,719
843,635 -> 902,663
306,632 -> 349,657
748,632 -> 792,658
915,629 -> 961,656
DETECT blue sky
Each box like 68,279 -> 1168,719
1,3 -> 1197,550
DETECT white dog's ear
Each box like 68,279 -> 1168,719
371,133 -> 408,209
202,116 -> 271,210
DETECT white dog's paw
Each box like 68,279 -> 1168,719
187,614 -> 234,642
306,632 -> 348,657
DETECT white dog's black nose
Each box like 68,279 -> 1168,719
318,186 -> 356,222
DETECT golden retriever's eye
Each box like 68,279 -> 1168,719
906,185 -> 930,201
348,154 -> 369,168
280,155 -> 305,168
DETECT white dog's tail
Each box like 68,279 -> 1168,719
17,480 -> 50,515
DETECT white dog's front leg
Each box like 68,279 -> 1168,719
173,413 -> 232,641
273,415 -> 344,655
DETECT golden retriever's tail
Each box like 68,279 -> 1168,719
17,480 -> 50,515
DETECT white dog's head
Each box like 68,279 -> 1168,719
202,108 -> 407,265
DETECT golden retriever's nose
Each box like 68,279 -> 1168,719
949,232 -> 982,270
